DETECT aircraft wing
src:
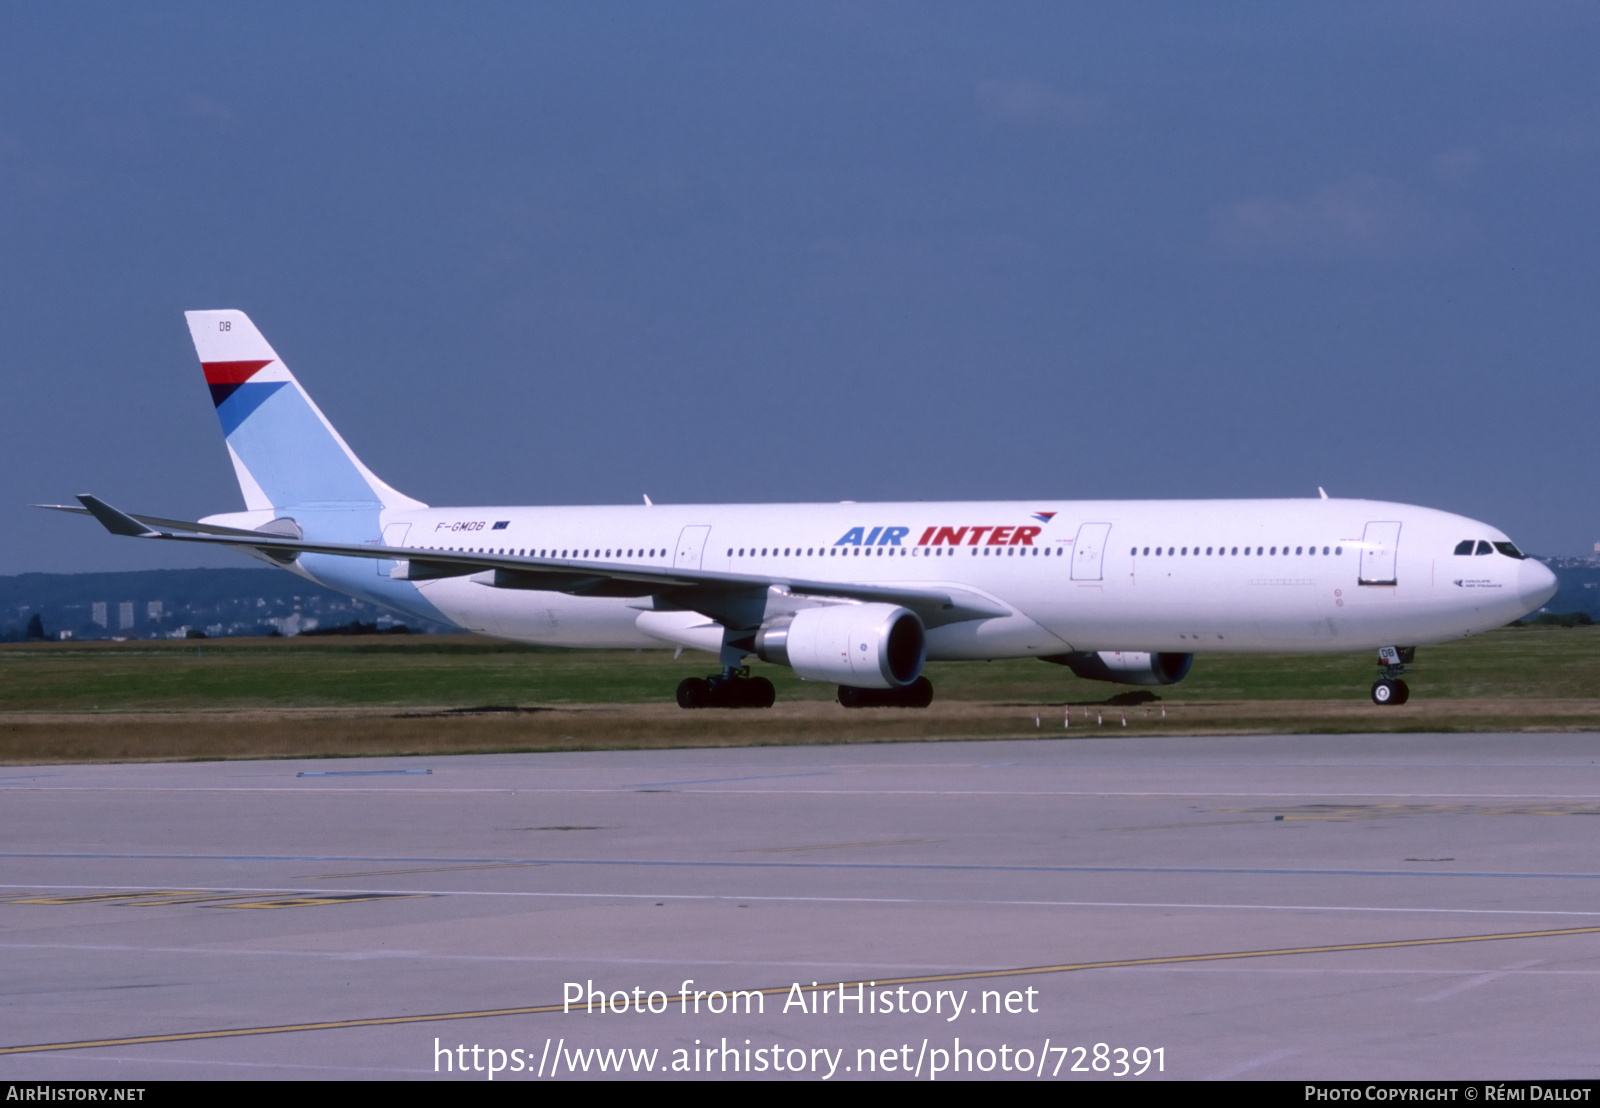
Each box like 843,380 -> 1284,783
53,496 -> 1011,627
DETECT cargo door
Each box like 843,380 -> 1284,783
1071,522 -> 1113,581
1358,521 -> 1401,586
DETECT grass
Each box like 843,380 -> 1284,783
0,625 -> 1597,763
3,625 -> 1599,709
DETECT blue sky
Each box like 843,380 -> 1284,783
4,2 -> 1598,573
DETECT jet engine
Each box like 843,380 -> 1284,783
1043,650 -> 1193,687
754,603 -> 926,689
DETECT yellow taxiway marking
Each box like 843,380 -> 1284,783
219,894 -> 434,910
3,889 -> 433,910
3,891 -> 198,905
3,923 -> 1598,1056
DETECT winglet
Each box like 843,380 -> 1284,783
75,495 -> 161,538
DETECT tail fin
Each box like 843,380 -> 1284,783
185,310 -> 423,512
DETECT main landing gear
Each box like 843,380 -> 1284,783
1370,645 -> 1415,706
676,668 -> 776,709
837,677 -> 935,709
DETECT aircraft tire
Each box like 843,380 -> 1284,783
696,675 -> 775,709
746,676 -> 776,708
677,677 -> 710,709
899,676 -> 934,708
1370,679 -> 1408,706
838,679 -> 933,708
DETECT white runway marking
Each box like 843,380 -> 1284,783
1415,958 -> 1546,1003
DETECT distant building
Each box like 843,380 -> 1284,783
147,600 -> 163,621
92,601 -> 107,628
118,601 -> 135,631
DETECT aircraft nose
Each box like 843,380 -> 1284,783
1518,558 -> 1559,615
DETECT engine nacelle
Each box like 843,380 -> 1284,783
1043,650 -> 1193,687
755,603 -> 926,689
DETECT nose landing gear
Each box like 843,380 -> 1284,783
1370,646 -> 1415,706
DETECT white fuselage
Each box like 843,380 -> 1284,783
301,497 -> 1555,659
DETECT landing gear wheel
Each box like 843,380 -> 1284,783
900,676 -> 934,708
1370,679 -> 1410,706
678,674 -> 775,709
745,676 -> 776,708
837,677 -> 935,708
677,677 -> 710,709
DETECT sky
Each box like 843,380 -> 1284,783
3,2 -> 1598,574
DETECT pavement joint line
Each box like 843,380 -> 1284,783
624,771 -> 833,787
5,853 -> 1600,880
9,883 -> 1600,916
297,863 -> 549,879
4,925 -> 1598,1057
6,787 -> 1600,798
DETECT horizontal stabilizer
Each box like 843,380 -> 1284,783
75,495 -> 161,538
37,503 -> 301,540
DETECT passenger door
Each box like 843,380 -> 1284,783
1358,521 -> 1401,586
1071,522 -> 1113,581
674,525 -> 712,570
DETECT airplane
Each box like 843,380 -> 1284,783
47,310 -> 1559,709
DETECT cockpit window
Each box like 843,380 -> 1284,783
1454,540 -> 1474,555
1494,541 -> 1526,560
1475,540 -> 1494,555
